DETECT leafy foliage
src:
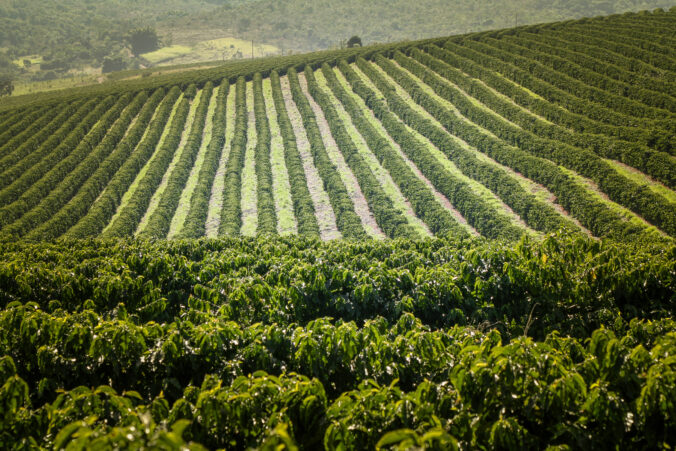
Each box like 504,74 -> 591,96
0,234 -> 673,448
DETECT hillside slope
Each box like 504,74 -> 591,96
0,9 -> 675,246
0,11 -> 675,450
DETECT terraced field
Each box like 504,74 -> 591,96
1,10 -> 674,244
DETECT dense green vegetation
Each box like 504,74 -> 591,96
0,9 -> 674,449
1,0 -> 674,86
0,234 -> 674,448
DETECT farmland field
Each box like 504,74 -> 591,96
0,9 -> 675,450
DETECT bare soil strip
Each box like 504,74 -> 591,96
374,61 -> 589,234
298,71 -> 385,239
205,85 -> 237,237
168,86 -> 219,238
263,78 -> 298,236
136,90 -> 202,235
280,75 -> 341,240
103,94 -> 184,234
240,81 -> 259,236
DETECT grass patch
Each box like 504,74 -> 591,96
136,89 -> 202,234
167,86 -> 219,238
205,85 -> 237,237
103,94 -> 184,234
263,78 -> 297,236
141,45 -> 193,64
143,37 -> 279,67
240,81 -> 258,236
559,165 -> 666,240
604,158 -> 676,205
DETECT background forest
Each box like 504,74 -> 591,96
0,0 -> 675,92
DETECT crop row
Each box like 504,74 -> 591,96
345,57 -> 573,236
103,91 -> 192,238
26,89 -> 169,240
252,73 -> 278,235
419,45 -> 676,188
0,99 -> 92,191
139,84 -> 214,239
541,27 -> 676,83
540,28 -> 676,83
0,104 -> 41,137
269,71 -> 321,237
177,83 -> 230,238
219,78 -> 249,236
502,32 -> 676,103
323,62 -> 466,240
435,40 -> 674,156
392,51 -> 676,237
67,87 -> 182,238
307,66 -> 424,239
0,100 -> 85,175
0,97 -> 118,211
1,91 -> 150,238
563,24 -> 676,71
0,105 -> 54,156
359,58 -> 659,242
443,39 -> 674,148
287,68 -> 367,239
348,60 -> 532,241
478,36 -> 675,121
0,94 -> 128,231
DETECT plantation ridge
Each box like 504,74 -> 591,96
0,7 -> 674,450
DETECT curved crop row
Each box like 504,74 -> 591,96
589,19 -> 676,47
219,77 -> 249,236
269,71 -> 321,237
252,73 -> 278,235
139,83 -> 214,239
27,89 -> 169,240
436,41 -> 674,152
0,105 -> 53,156
0,106 -> 34,133
103,93 -> 191,238
418,46 -> 676,188
541,28 -> 676,83
445,39 -> 674,143
346,58 -> 574,236
178,83 -> 230,238
1,91 -> 150,238
342,60 -> 525,240
0,99 -> 95,190
287,68 -> 367,239
353,59 -> 658,242
566,24 -> 676,67
67,87 -> 182,238
0,100 -> 86,175
391,52 -> 676,237
506,32 -> 676,101
0,97 -> 116,205
502,34 -> 676,112
0,94 -> 127,228
308,66 -> 424,239
478,36 -> 675,122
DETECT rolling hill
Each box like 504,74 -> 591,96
0,10 -> 674,244
0,9 -> 674,450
